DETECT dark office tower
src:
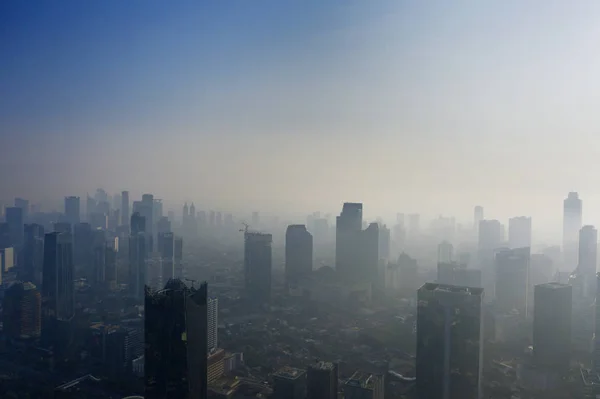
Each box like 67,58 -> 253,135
474,206 -> 484,231
564,192 -> 583,270
379,224 -> 391,261
157,216 -> 172,234
73,222 -> 92,270
307,361 -> 338,399
251,211 -> 260,228
158,232 -> 175,285
363,222 -> 380,283
3,281 -> 42,340
53,222 -> 71,234
154,199 -> 163,222
533,283 -> 572,372
408,213 -> 420,238
578,225 -> 598,298
105,245 -> 117,289
174,236 -> 183,279
91,230 -> 106,288
86,195 -> 96,221
207,297 -> 218,351
14,197 -> 29,222
145,280 -> 208,399
438,241 -> 454,263
5,206 -> 24,249
244,232 -> 273,304
23,224 -> 44,284
495,247 -> 530,317
141,194 -> 154,234
121,191 -> 130,226
285,225 -> 313,288
131,212 -> 146,235
129,232 -> 147,302
416,283 -> 484,399
64,196 -> 80,225
42,232 -> 74,321
335,203 -> 363,279
344,371 -> 385,399
273,367 -> 307,399
508,216 -> 532,249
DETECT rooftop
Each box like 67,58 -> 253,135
273,366 -> 306,380
310,361 -> 336,371
420,282 -> 483,296
536,282 -> 570,289
345,371 -> 381,390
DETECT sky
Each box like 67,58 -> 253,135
2,0 -> 600,236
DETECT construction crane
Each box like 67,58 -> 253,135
239,222 -> 249,234
184,278 -> 197,289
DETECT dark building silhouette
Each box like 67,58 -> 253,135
158,232 -> 175,285
244,232 -> 272,304
564,192 -> 583,271
3,281 -> 41,339
64,196 -> 81,225
5,206 -> 24,249
307,361 -> 338,399
416,283 -> 483,399
533,282 -> 572,372
73,222 -> 93,272
273,366 -> 307,399
285,224 -> 313,288
121,190 -> 130,227
145,279 -> 208,399
14,197 -> 29,223
42,232 -> 74,321
23,223 -> 45,284
363,222 -> 380,284
335,203 -> 363,280
91,230 -> 107,288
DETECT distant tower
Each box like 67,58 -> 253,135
244,232 -> 273,304
121,191 -> 130,226
285,225 -> 313,288
5,207 -> 24,249
437,241 -> 454,263
335,203 -> 363,279
417,283 -> 483,399
189,203 -> 196,219
474,206 -> 484,232
42,232 -> 74,322
64,196 -> 81,225
508,216 -> 532,249
495,247 -> 530,317
564,192 -> 583,270
578,225 -> 598,299
183,203 -> 189,221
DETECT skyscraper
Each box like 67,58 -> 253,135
335,202 -> 363,280
121,191 -> 130,227
495,247 -> 530,317
14,197 -> 29,223
23,224 -> 44,285
141,193 -> 154,238
478,219 -> 504,298
42,232 -> 74,321
474,206 -> 484,233
91,230 -> 107,288
273,367 -> 307,399
564,192 -> 583,270
285,225 -> 313,288
145,279 -> 208,399
64,196 -> 81,225
416,283 -> 484,399
244,232 -> 272,304
578,225 -> 597,298
174,236 -> 183,279
129,232 -> 147,302
307,361 -> 338,399
437,241 -> 454,263
533,282 -> 572,372
3,281 -> 41,339
344,371 -> 385,399
5,206 -> 24,249
158,232 -> 175,286
207,297 -> 218,351
378,224 -> 391,262
508,216 -> 532,249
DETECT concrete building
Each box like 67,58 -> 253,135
344,371 -> 384,399
273,366 -> 307,399
564,192 -> 583,271
307,361 -> 338,399
244,232 -> 272,304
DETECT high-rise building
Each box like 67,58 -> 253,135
378,224 -> 391,261
578,225 -> 597,298
157,216 -> 171,234
129,232 -> 147,302
14,197 -> 29,223
495,247 -> 530,317
478,219 -> 504,298
344,371 -> 385,399
307,361 -> 338,399
121,191 -> 130,226
3,281 -> 41,339
145,279 -> 208,399
363,222 -> 380,286
244,232 -> 272,304
23,224 -> 44,284
474,206 -> 484,233
158,232 -> 174,286
5,206 -> 24,249
437,262 -> 481,288
437,241 -> 454,263
594,274 -> 600,372
335,203 -> 363,280
285,225 -> 313,288
64,196 -> 81,225
416,283 -> 484,399
564,192 -> 583,270
272,367 -> 307,399
73,222 -> 92,272
398,252 -> 419,297
533,282 -> 572,372
91,230 -> 107,288
42,232 -> 74,321
141,194 -> 154,237
208,297 -> 218,351
508,216 -> 532,249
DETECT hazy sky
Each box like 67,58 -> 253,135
2,1 -> 600,233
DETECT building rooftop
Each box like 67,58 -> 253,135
345,371 -> 381,390
310,361 -> 336,371
273,366 -> 306,380
536,282 -> 570,289
420,282 -> 484,296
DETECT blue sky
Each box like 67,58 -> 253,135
2,1 -> 600,235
